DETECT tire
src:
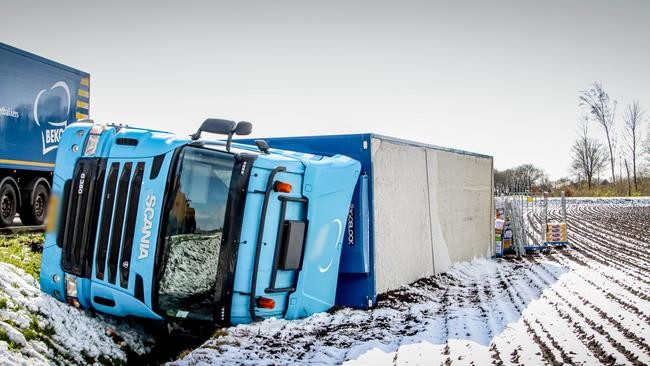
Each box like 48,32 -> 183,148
0,182 -> 18,228
19,182 -> 49,226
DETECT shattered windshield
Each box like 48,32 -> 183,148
157,147 -> 234,321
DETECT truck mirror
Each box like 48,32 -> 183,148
235,121 -> 252,136
255,140 -> 270,154
191,119 -> 236,140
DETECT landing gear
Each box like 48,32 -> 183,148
0,179 -> 18,227
19,180 -> 50,226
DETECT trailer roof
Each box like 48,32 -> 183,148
0,42 -> 89,77
246,133 -> 492,160
369,133 -> 492,160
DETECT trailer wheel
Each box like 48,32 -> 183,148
0,181 -> 18,227
19,181 -> 49,226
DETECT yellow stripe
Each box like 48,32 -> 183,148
76,112 -> 89,120
80,77 -> 90,86
76,100 -> 89,109
78,89 -> 89,98
0,159 -> 55,168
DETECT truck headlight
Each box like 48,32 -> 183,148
84,134 -> 100,156
84,125 -> 105,156
65,274 -> 78,298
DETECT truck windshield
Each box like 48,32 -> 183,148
157,147 -> 234,321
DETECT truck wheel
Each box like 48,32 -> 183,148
19,182 -> 49,226
0,182 -> 18,227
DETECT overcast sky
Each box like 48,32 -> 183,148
2,0 -> 649,179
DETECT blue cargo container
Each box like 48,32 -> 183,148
0,42 -> 89,226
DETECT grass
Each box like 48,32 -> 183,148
19,315 -> 56,343
556,179 -> 650,197
0,233 -> 43,279
0,327 -> 22,351
0,234 -> 48,351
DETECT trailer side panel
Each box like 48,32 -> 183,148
371,138 -> 434,293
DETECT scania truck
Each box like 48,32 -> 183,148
40,119 -> 360,325
40,118 -> 495,326
0,42 -> 90,227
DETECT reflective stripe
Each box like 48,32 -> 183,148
78,89 -> 89,98
0,159 -> 55,168
80,77 -> 90,86
77,100 -> 89,109
76,112 -> 88,121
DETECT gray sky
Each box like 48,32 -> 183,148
2,0 -> 649,179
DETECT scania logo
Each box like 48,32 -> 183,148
77,173 -> 86,194
138,194 -> 156,260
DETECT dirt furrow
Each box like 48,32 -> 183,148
523,259 -> 644,364
566,222 -> 649,275
551,290 -> 647,365
522,319 -> 564,366
537,249 -> 650,327
552,249 -> 650,303
566,216 -> 650,269
494,266 -> 546,365
544,251 -> 650,325
573,293 -> 650,355
565,233 -> 649,286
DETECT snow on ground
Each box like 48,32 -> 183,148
0,262 -> 153,365
173,199 -> 650,366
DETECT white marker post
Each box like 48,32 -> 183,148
542,192 -> 548,245
560,191 -> 566,224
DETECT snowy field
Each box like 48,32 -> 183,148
0,262 -> 152,365
174,199 -> 650,366
0,199 -> 648,365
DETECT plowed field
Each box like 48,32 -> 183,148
174,199 -> 650,365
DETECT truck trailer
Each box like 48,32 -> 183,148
240,134 -> 495,309
40,119 -> 494,326
0,42 -> 89,227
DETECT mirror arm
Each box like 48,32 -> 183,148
226,131 -> 234,152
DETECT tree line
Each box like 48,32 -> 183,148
495,82 -> 648,196
572,82 -> 647,194
494,164 -> 551,194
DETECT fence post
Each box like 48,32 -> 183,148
560,191 -> 566,224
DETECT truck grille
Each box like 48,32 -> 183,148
61,158 -> 106,277
61,159 -> 145,289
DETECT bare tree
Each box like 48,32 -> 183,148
579,82 -> 617,183
645,127 -> 650,165
624,159 -> 632,196
622,100 -> 645,190
571,119 -> 608,189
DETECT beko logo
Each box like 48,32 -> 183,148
138,194 -> 156,260
77,173 -> 86,194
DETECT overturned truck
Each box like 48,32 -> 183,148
40,120 -> 493,325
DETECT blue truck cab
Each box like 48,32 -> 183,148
40,119 -> 360,325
